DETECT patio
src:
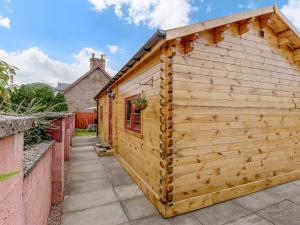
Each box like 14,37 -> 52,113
62,137 -> 300,225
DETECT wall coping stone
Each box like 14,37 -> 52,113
23,140 -> 54,177
34,112 -> 74,119
0,113 -> 35,138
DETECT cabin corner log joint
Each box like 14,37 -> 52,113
159,43 -> 176,206
95,5 -> 300,217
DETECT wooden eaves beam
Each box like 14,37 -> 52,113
178,33 -> 199,54
213,25 -> 229,44
238,19 -> 251,35
277,29 -> 293,47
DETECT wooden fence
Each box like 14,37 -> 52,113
75,112 -> 97,129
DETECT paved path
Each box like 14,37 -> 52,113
62,136 -> 300,225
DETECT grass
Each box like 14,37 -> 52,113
74,129 -> 96,137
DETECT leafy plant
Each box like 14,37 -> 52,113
0,171 -> 20,182
8,83 -> 68,113
0,60 -> 17,100
0,98 -> 67,149
133,96 -> 148,110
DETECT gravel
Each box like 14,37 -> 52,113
47,204 -> 63,225
23,140 -> 54,177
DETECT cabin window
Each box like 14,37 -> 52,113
100,105 -> 103,122
125,94 -> 141,133
258,30 -> 264,38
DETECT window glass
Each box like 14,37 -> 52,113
125,95 -> 141,133
134,107 -> 141,129
126,100 -> 131,127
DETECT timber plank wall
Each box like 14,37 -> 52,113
170,21 -> 300,215
97,16 -> 300,217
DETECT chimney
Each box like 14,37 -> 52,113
90,53 -> 105,70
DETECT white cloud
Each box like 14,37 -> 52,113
106,44 -> 119,54
282,0 -> 300,30
0,47 -> 116,86
88,0 -> 196,29
206,4 -> 212,13
238,1 -> 255,9
0,16 -> 10,29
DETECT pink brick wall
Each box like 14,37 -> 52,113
47,118 -> 65,204
0,134 -> 24,225
0,114 -> 75,225
23,148 -> 52,225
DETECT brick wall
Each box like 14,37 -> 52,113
64,68 -> 110,112
0,114 -> 75,225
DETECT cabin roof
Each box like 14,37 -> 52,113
63,66 -> 111,94
95,4 -> 300,99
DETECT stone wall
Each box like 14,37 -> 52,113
64,68 -> 110,112
0,113 -> 75,225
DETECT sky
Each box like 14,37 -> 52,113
0,0 -> 299,86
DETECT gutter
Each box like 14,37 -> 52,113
94,29 -> 166,100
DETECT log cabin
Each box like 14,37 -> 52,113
94,5 -> 300,217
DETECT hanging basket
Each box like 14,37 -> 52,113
133,96 -> 148,111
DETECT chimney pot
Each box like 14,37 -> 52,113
90,53 -> 105,70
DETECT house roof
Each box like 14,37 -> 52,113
63,66 -> 111,94
57,82 -> 70,91
95,4 -> 300,99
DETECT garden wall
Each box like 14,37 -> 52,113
0,113 -> 75,225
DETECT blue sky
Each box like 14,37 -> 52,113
0,0 -> 299,85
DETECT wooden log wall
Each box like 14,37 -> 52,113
112,52 -> 168,213
98,95 -> 109,143
169,20 -> 300,215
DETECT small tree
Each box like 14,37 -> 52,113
0,60 -> 17,100
8,83 -> 68,113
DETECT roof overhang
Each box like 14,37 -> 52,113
95,4 -> 300,100
94,29 -> 166,99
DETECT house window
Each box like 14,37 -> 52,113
125,95 -> 141,133
100,105 -> 103,122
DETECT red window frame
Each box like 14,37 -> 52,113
99,105 -> 103,122
124,94 -> 141,133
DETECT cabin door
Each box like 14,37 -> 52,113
108,97 -> 113,146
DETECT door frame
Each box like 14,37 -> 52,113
108,97 -> 113,146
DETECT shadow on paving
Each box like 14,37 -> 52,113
62,136 -> 300,225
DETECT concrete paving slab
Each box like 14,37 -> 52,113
64,188 -> 118,212
167,214 -> 203,225
114,184 -> 144,201
69,169 -> 107,183
99,156 -> 122,169
69,163 -> 105,174
71,146 -> 94,152
289,194 -> 300,205
131,215 -> 167,225
71,151 -> 97,161
121,196 -> 158,221
233,190 -> 283,211
225,214 -> 273,225
192,201 -> 250,225
258,200 -> 300,225
109,167 -> 134,187
292,180 -> 300,187
266,183 -> 300,200
69,159 -> 100,167
62,202 -> 128,225
66,177 -> 112,195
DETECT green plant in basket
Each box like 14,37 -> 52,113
133,96 -> 148,110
